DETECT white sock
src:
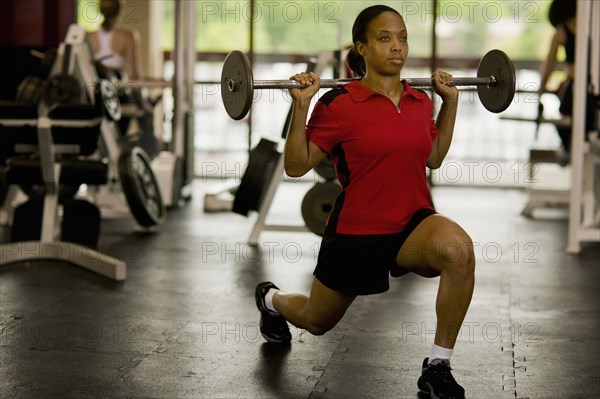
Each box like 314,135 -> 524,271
429,344 -> 453,364
264,288 -> 279,314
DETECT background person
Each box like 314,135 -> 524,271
538,0 -> 576,159
87,0 -> 160,158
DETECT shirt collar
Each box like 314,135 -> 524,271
345,80 -> 425,103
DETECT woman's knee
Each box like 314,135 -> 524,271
301,278 -> 354,336
304,318 -> 336,336
432,230 -> 475,277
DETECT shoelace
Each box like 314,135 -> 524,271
426,362 -> 457,384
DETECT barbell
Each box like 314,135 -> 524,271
221,49 -> 516,120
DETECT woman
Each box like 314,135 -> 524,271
539,0 -> 577,155
87,0 -> 159,158
87,0 -> 144,82
255,5 -> 474,399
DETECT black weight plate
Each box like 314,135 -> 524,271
119,146 -> 165,227
98,79 -> 121,121
301,181 -> 342,236
16,76 -> 43,107
221,51 -> 254,120
233,138 -> 280,216
314,154 -> 337,181
42,74 -> 81,106
477,49 -> 515,113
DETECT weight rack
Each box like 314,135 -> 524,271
0,25 -> 126,280
246,51 -> 340,245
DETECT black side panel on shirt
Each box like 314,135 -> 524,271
325,143 -> 350,234
320,87 -> 348,106
324,191 -> 345,235
331,143 -> 350,188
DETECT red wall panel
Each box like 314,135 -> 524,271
5,0 -> 75,47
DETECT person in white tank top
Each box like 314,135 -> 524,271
93,28 -> 127,71
87,0 -> 143,81
87,0 -> 160,158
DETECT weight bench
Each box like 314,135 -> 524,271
499,112 -> 573,217
520,147 -> 570,218
0,100 -> 126,281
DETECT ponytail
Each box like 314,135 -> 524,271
346,45 -> 366,78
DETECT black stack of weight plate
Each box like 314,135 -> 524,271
232,138 -> 281,216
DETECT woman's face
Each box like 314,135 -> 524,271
357,12 -> 409,76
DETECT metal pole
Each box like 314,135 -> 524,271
567,0 -> 595,253
172,0 -> 184,157
428,0 -> 439,193
247,0 -> 255,154
184,0 -> 195,188
431,0 -> 438,79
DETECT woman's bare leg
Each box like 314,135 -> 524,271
396,214 -> 476,349
273,278 -> 356,336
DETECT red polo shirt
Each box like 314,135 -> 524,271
306,80 -> 437,235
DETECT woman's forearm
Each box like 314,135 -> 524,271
284,101 -> 312,177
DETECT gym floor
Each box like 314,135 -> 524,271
1,181 -> 598,399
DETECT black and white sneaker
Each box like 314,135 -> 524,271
417,358 -> 465,399
255,282 -> 291,344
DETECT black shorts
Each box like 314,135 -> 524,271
313,208 -> 436,296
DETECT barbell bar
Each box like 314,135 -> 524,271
221,49 -> 516,120
127,79 -> 221,88
242,76 -> 497,90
